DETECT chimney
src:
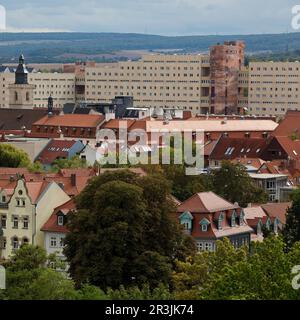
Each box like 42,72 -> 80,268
71,173 -> 76,187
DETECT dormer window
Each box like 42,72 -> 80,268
218,212 -> 224,230
257,220 -> 263,235
239,210 -> 245,226
57,215 -> 64,226
231,210 -> 236,227
274,218 -> 279,234
200,218 -> 210,232
266,218 -> 271,231
179,211 -> 193,234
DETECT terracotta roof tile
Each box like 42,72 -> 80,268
33,114 -> 104,127
177,191 -> 239,213
41,199 -> 75,233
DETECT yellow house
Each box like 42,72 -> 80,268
0,177 -> 70,259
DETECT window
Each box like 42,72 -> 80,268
23,217 -> 29,229
57,215 -> 64,226
12,237 -> 19,249
50,237 -> 57,247
257,221 -> 262,235
200,218 -> 210,232
1,215 -> 6,228
0,237 -> 6,249
59,238 -> 64,248
274,219 -> 279,234
1,195 -> 6,203
22,238 -> 29,245
13,216 -> 18,229
196,241 -> 213,252
239,211 -> 245,226
218,212 -> 224,230
231,210 -> 236,227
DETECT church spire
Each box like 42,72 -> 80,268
15,53 -> 29,85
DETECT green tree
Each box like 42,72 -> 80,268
211,161 -> 268,207
64,170 -> 195,290
0,144 -> 31,168
283,188 -> 300,250
2,245 -> 77,300
173,237 -> 300,300
51,155 -> 87,172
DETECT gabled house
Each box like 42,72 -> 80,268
35,139 -> 85,169
177,192 -> 253,252
0,177 -> 70,259
41,199 -> 75,260
244,206 -> 280,242
208,136 -> 270,168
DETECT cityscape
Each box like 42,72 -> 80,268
0,0 -> 300,309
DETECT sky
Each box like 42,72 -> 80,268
0,0 -> 299,35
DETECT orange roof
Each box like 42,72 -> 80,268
274,136 -> 300,161
261,202 -> 291,225
33,114 -> 104,127
273,111 -> 300,137
41,199 -> 76,233
102,119 -> 136,130
177,191 -> 239,213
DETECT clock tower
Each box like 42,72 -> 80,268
8,54 -> 36,109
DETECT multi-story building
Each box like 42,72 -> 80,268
0,42 -> 246,115
0,177 -> 70,259
177,191 -> 253,252
248,61 -> 300,116
5,44 -> 300,117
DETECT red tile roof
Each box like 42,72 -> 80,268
177,191 -> 239,213
209,137 -> 269,161
33,114 -> 104,127
36,140 -> 81,165
41,199 -> 76,233
273,111 -> 300,137
261,202 -> 291,225
0,168 -> 96,197
273,136 -> 300,161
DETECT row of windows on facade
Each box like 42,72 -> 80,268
181,211 -> 245,232
35,126 -> 94,135
250,67 -> 300,72
195,237 -> 249,252
0,237 -> 29,250
0,215 -> 29,229
50,236 -> 65,248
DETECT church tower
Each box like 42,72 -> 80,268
8,54 -> 36,109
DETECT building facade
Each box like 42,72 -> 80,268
177,192 -> 253,252
0,178 -> 70,259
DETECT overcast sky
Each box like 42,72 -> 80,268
0,0 -> 299,35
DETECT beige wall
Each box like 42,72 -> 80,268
0,180 -> 70,259
249,61 -> 300,116
0,72 -> 76,109
85,54 -> 211,114
35,182 -> 70,248
3,56 -> 300,117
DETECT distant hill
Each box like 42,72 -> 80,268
0,32 -> 299,63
